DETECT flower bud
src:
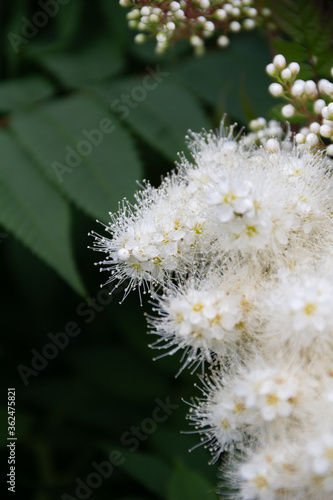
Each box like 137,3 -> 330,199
320,124 -> 333,138
281,104 -> 295,118
306,133 -> 319,146
269,83 -> 284,97
326,144 -> 333,156
281,68 -> 292,81
266,63 -> 276,76
288,62 -> 300,75
273,54 -> 286,69
314,99 -> 326,114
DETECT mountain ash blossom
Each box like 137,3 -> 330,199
90,119 -> 333,498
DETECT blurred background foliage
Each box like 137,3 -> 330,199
0,0 -> 330,499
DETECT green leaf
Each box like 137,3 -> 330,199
95,76 -> 210,162
269,0 -> 332,60
168,462 -> 219,500
168,33 -> 275,124
271,40 -> 308,63
0,76 -> 54,113
121,451 -> 172,497
10,93 -> 142,222
32,36 -> 124,89
0,131 -> 85,295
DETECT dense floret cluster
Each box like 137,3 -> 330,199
90,123 -> 333,498
119,0 -> 272,54
266,54 -> 333,157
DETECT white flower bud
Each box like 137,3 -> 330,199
223,3 -> 233,13
281,68 -> 292,81
128,20 -> 138,29
149,14 -> 159,22
127,9 -> 140,20
314,99 -> 326,114
306,133 -> 319,146
322,106 -> 330,119
246,7 -> 258,17
273,54 -> 286,69
257,117 -> 267,127
300,127 -> 310,136
141,6 -> 151,16
117,248 -> 130,262
266,63 -> 276,76
119,0 -> 131,6
326,144 -> 333,156
217,35 -> 229,47
266,138 -> 279,152
323,119 -> 333,127
269,83 -> 284,97
199,0 -> 210,8
310,122 -> 320,134
190,35 -> 204,47
170,1 -> 181,11
175,9 -> 185,19
327,102 -> 333,118
166,21 -> 176,31
215,9 -> 227,20
291,81 -> 305,96
134,33 -> 146,44
304,80 -> 318,98
281,104 -> 295,118
230,21 -> 241,32
320,124 -> 333,138
204,21 -> 215,31
318,79 -> 333,96
242,18 -> 256,30
295,133 -> 305,144
231,7 -> 241,17
156,32 -> 167,43
288,62 -> 300,75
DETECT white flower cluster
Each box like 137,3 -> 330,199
243,117 -> 284,149
90,122 -> 333,498
119,0 -> 272,54
267,54 -> 333,156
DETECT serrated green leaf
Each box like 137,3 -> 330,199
94,76 -> 210,162
0,132 -> 85,295
269,0 -> 332,59
10,93 -> 142,222
121,451 -> 172,497
32,36 -> 124,90
0,76 -> 54,112
271,40 -> 308,63
167,462 -> 219,500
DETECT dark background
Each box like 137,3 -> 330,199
0,1 -> 278,499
